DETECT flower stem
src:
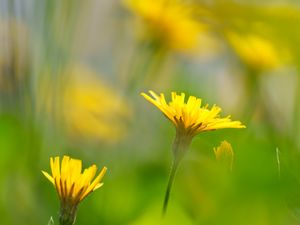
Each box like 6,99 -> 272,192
162,159 -> 180,216
59,204 -> 77,225
162,132 -> 192,216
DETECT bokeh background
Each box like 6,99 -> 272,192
1,0 -> 300,224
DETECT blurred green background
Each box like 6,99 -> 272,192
1,0 -> 300,224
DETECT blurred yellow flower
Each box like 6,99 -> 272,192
226,32 -> 287,70
124,0 -> 202,52
39,65 -> 132,144
42,156 -> 107,225
214,140 -> 234,171
142,91 -> 245,138
63,66 -> 132,143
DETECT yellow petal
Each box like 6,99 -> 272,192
42,171 -> 54,185
80,166 -> 107,201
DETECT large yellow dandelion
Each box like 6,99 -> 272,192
42,156 -> 107,225
141,90 -> 245,214
142,91 -> 245,137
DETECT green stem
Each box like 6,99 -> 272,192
162,159 -> 180,216
242,67 -> 260,123
59,203 -> 77,225
162,131 -> 192,216
122,39 -> 167,96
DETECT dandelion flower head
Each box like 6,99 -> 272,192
42,156 -> 107,206
141,91 -> 245,137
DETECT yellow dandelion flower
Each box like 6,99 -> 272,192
141,90 -> 245,214
214,140 -> 234,171
124,0 -> 202,52
141,91 -> 245,138
42,156 -> 107,225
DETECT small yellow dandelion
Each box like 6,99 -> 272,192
214,140 -> 234,171
42,156 -> 107,225
141,90 -> 245,214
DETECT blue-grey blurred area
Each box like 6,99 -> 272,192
1,0 -> 300,224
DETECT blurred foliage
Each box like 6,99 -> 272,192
1,0 -> 300,224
